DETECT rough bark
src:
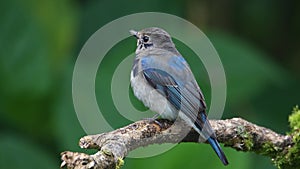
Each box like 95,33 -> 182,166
60,117 -> 298,169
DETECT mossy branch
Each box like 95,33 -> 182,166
60,109 -> 300,169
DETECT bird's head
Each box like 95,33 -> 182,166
130,27 -> 175,54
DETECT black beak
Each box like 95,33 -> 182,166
129,30 -> 138,39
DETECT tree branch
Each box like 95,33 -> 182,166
60,117 -> 298,169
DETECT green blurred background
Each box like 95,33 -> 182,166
0,0 -> 299,168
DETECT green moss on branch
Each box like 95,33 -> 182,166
273,106 -> 300,169
60,107 -> 300,169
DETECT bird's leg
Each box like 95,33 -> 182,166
143,113 -> 160,122
151,113 -> 160,120
143,114 -> 164,128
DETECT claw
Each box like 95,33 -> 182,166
142,114 -> 167,129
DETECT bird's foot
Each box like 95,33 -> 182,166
143,114 -> 164,128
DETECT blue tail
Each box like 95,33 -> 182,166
207,137 -> 229,165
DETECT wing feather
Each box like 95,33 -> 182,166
141,55 -> 208,132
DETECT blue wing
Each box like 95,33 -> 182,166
141,55 -> 207,128
141,55 -> 229,165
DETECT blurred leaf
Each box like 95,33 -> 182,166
52,64 -> 87,151
0,0 -> 77,136
0,133 -> 56,169
207,31 -> 288,106
207,31 -> 299,134
80,0 -> 185,46
235,0 -> 286,51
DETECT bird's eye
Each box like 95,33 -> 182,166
142,35 -> 149,43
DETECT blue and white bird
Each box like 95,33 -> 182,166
129,27 -> 229,165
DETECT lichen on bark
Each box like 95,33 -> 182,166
60,108 -> 300,169
273,106 -> 300,169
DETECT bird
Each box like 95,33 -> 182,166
129,27 -> 229,165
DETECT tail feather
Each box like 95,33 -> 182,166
207,137 -> 229,165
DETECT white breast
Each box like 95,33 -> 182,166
130,71 -> 177,120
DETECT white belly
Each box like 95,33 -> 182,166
130,71 -> 177,120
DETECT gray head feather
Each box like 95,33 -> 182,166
130,27 -> 178,55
